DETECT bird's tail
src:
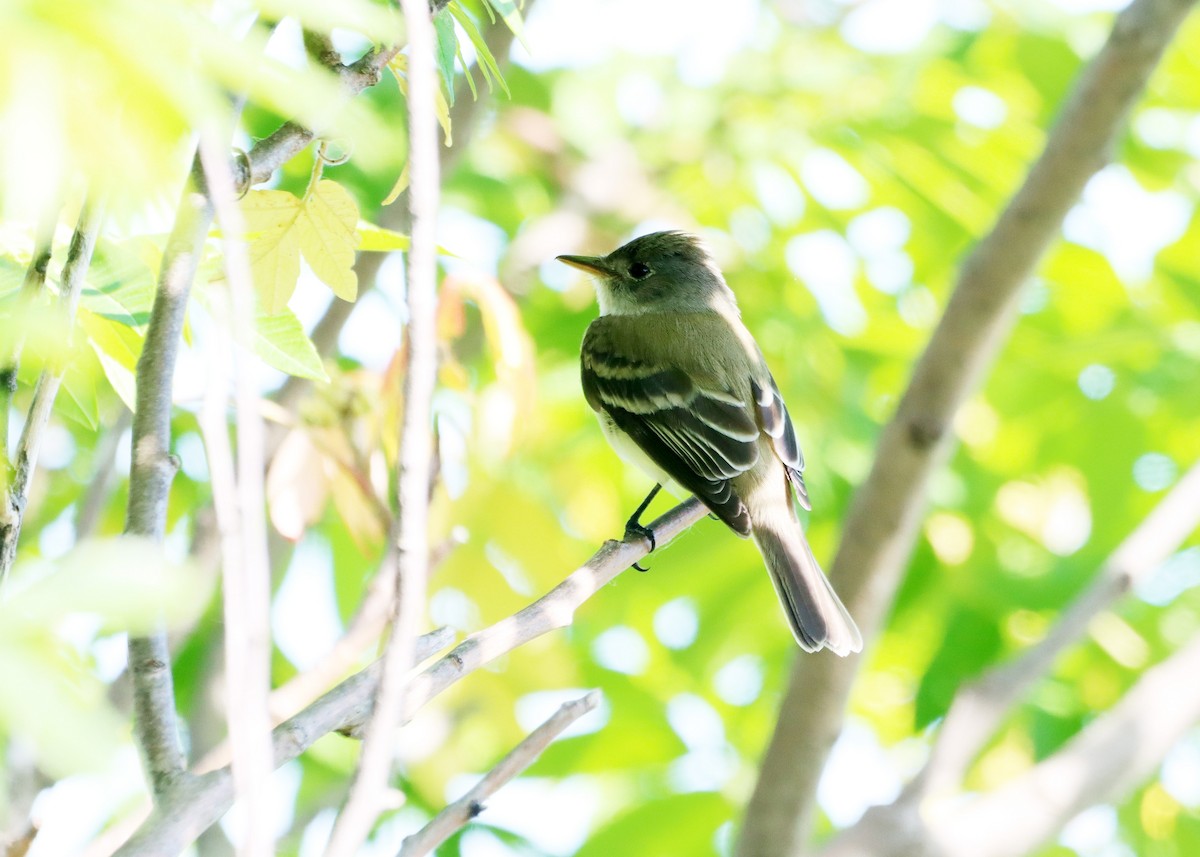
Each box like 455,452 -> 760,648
751,514 -> 862,656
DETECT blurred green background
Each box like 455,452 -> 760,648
2,0 -> 1199,855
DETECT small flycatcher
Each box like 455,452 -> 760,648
559,231 -> 862,655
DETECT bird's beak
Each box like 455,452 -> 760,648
556,254 -> 612,276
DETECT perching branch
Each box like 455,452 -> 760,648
323,0 -> 442,850
736,1 -> 1200,854
106,499 -> 703,855
339,499 -> 708,735
0,202 -> 103,586
397,690 -> 604,857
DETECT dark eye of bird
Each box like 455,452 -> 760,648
629,262 -> 652,279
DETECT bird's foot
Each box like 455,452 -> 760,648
625,520 -> 656,572
624,483 -> 662,572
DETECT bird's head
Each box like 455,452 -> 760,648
557,230 -> 735,316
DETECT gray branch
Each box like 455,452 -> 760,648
397,691 -> 603,857
321,0 -> 443,851
1,202 -> 103,586
0,204 -> 58,489
107,500 -> 703,855
735,1 -> 1200,854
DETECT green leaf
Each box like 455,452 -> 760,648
482,0 -> 527,52
434,7 -> 457,108
59,358 -> 100,430
575,793 -> 732,857
456,40 -> 478,100
254,309 -> 330,382
81,240 -> 156,327
81,309 -> 142,411
448,3 -> 509,96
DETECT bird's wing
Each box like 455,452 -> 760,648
582,332 -> 760,536
751,373 -> 810,510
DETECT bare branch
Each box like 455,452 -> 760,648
359,498 -> 708,734
1,201 -> 103,585
106,499 -> 702,854
125,163 -> 212,796
198,131 -> 276,857
1,205 -> 58,483
74,410 -> 132,539
398,690 -> 603,857
190,625 -> 457,778
923,458 -> 1200,797
323,0 -> 442,849
737,1 -> 1200,853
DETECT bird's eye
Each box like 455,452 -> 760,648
629,262 -> 652,279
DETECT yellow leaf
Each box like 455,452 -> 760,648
241,183 -> 360,310
298,180 -> 359,303
242,189 -> 303,313
434,83 -> 453,146
357,221 -> 410,252
382,161 -> 410,206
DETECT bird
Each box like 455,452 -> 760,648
558,230 -> 862,655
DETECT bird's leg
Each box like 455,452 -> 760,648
625,483 -> 661,572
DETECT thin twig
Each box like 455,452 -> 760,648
1,205 -> 59,485
198,131 -> 276,857
190,625 -> 457,777
736,2 -> 1200,853
323,0 -> 441,850
397,690 -> 603,857
75,409 -> 132,539
0,201 -> 103,586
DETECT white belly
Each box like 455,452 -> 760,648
598,413 -> 688,498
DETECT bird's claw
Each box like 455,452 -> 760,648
625,520 -> 656,572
